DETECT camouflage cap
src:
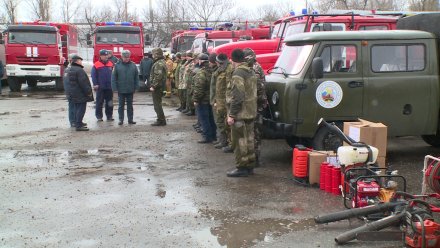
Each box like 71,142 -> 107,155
198,53 -> 209,61
121,50 -> 131,58
192,52 -> 199,59
152,47 -> 163,57
243,48 -> 256,62
182,52 -> 187,57
176,52 -> 182,59
186,51 -> 193,58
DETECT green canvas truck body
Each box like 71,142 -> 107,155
263,29 -> 440,149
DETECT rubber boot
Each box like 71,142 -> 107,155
214,133 -> 227,149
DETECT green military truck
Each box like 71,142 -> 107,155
263,13 -> 440,150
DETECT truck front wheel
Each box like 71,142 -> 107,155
8,77 -> 22,92
27,79 -> 37,88
312,122 -> 343,151
422,135 -> 440,147
286,136 -> 312,148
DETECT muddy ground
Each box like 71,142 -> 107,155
1,82 -> 439,248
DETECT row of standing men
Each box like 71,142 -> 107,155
173,48 -> 267,177
63,48 -> 169,131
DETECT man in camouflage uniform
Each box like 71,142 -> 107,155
149,48 -> 167,126
243,48 -> 267,166
181,52 -> 196,115
193,53 -> 216,143
226,48 -> 257,177
175,52 -> 185,111
165,52 -> 174,98
183,53 -> 199,116
179,51 -> 193,113
213,53 -> 234,150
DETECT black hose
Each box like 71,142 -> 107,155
413,214 -> 426,248
314,202 -> 405,224
335,212 -> 405,245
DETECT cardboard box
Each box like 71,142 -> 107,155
343,119 -> 388,157
308,151 -> 337,185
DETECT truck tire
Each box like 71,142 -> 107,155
8,77 -> 22,92
55,78 -> 64,91
422,135 -> 440,147
27,79 -> 37,88
312,122 -> 343,151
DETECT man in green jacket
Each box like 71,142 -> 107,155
111,50 -> 139,125
226,49 -> 257,177
149,48 -> 167,126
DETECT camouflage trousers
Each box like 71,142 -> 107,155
185,88 -> 195,111
178,89 -> 187,108
254,113 -> 263,162
152,89 -> 165,122
216,107 -> 230,143
231,119 -> 255,169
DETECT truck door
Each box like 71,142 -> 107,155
307,42 -> 364,122
363,42 -> 437,136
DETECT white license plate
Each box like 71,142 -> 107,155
27,72 -> 39,75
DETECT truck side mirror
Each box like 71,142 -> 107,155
144,34 -> 151,46
311,57 -> 324,79
87,40 -> 92,46
86,33 -> 91,41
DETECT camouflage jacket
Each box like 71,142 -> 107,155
226,63 -> 257,120
193,63 -> 212,104
179,59 -> 191,89
215,62 -> 234,110
190,65 -> 201,95
252,62 -> 267,112
183,60 -> 196,90
209,64 -> 218,105
150,58 -> 167,90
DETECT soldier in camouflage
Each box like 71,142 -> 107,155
183,53 -> 199,116
180,51 -> 193,113
149,48 -> 168,126
175,52 -> 186,111
243,48 -> 267,166
193,53 -> 216,143
213,53 -> 234,150
226,48 -> 257,177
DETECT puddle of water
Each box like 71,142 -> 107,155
199,208 -> 317,247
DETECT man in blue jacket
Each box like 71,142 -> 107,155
111,50 -> 139,125
92,49 -> 114,121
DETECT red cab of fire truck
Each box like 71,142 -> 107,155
192,23 -> 270,54
0,21 -> 78,92
87,22 -> 149,65
257,13 -> 398,73
170,28 -> 212,54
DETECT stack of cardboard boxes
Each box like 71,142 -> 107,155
342,119 -> 388,169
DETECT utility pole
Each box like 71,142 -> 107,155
124,0 -> 128,21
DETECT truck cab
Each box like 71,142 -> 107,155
170,28 -> 213,54
1,24 -> 69,92
257,14 -> 398,73
264,30 -> 439,149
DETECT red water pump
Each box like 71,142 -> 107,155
354,179 -> 380,208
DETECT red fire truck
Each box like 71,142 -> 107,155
170,28 -> 213,54
192,23 -> 270,54
0,21 -> 78,91
87,22 -> 147,65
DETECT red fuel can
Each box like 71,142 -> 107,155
332,167 -> 341,195
292,148 -> 309,178
325,164 -> 333,193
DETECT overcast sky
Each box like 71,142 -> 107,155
14,0 -> 308,21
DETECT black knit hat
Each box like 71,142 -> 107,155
231,48 -> 245,63
216,53 -> 228,63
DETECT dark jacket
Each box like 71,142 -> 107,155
193,63 -> 212,104
67,63 -> 94,103
111,60 -> 139,93
0,60 -> 4,79
140,57 -> 153,81
91,59 -> 114,90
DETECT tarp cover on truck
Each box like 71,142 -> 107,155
397,13 -> 440,39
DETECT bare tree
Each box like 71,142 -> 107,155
2,0 -> 20,24
112,0 -> 137,21
60,0 -> 84,23
409,0 -> 439,10
315,0 -> 402,13
186,0 -> 235,27
26,0 -> 51,21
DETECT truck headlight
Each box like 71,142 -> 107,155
272,91 -> 279,105
50,67 -> 60,71
6,66 -> 15,71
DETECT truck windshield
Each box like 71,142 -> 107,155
96,32 -> 140,44
177,36 -> 195,52
271,23 -> 282,39
273,44 -> 313,75
8,31 -> 56,45
284,23 -> 306,38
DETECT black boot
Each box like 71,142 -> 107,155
181,108 -> 190,114
227,168 -> 249,177
185,109 -> 195,116
151,120 -> 166,126
222,146 -> 233,153
214,133 -> 227,149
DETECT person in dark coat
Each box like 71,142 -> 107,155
0,60 -> 4,94
67,55 -> 94,131
111,50 -> 139,125
91,49 -> 114,121
63,54 -> 76,127
140,51 -> 153,88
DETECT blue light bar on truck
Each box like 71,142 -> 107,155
189,27 -> 213,30
302,8 -> 308,15
290,11 -> 295,16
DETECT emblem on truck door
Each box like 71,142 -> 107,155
315,81 -> 343,109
